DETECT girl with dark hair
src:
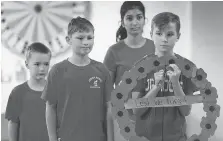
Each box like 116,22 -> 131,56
103,1 -> 155,141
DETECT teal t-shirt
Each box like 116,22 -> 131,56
103,39 -> 155,86
103,39 -> 155,141
134,54 -> 198,141
5,82 -> 49,141
41,59 -> 112,141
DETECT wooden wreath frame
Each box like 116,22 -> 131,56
111,54 -> 220,141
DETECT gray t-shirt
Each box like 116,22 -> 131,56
5,82 -> 49,141
103,39 -> 155,86
103,39 -> 155,141
41,59 -> 112,141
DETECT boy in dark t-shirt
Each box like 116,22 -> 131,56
41,17 -> 113,141
133,12 -> 198,141
5,42 -> 52,141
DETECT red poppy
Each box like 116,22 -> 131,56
201,85 -> 218,103
110,90 -> 125,108
200,117 -> 217,137
120,122 -> 136,140
203,103 -> 220,120
191,68 -> 209,89
177,58 -> 197,78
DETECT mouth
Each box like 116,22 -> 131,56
38,73 -> 46,76
160,45 -> 169,47
81,47 -> 91,49
131,27 -> 140,31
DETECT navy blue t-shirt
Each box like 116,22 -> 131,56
5,82 -> 49,141
41,59 -> 112,141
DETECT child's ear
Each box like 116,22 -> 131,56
66,36 -> 72,45
177,33 -> 181,41
25,61 -> 29,69
121,21 -> 125,28
150,31 -> 153,38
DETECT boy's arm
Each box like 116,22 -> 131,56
173,82 -> 192,116
8,121 -> 19,141
133,84 -> 161,115
5,88 -> 22,141
106,101 -> 114,141
46,102 -> 58,141
41,65 -> 59,141
103,65 -> 114,141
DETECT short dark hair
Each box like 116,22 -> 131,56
151,12 -> 181,35
25,42 -> 51,61
67,16 -> 94,36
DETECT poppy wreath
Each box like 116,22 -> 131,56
111,54 -> 220,141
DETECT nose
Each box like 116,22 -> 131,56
82,39 -> 90,46
132,18 -> 138,25
162,35 -> 168,42
39,65 -> 45,71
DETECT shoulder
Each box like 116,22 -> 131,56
175,54 -> 196,67
9,82 -> 28,98
133,53 -> 156,67
91,60 -> 110,75
107,40 -> 125,53
49,59 -> 69,75
145,38 -> 154,45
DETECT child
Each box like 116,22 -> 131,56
133,12 -> 198,141
41,17 -> 113,141
5,42 -> 52,141
103,2 -> 155,141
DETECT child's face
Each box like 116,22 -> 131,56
151,22 -> 180,54
26,52 -> 51,81
67,30 -> 94,57
122,9 -> 145,36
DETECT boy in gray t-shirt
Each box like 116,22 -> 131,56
5,42 -> 52,141
41,17 -> 113,141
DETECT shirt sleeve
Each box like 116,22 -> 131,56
103,47 -> 117,73
5,88 -> 21,123
184,77 -> 199,95
41,65 -> 59,105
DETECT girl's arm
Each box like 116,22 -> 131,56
46,101 -> 58,141
109,71 -> 116,87
8,120 -> 19,141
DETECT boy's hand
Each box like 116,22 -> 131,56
167,64 -> 181,85
154,69 -> 165,86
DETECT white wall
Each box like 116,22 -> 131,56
187,2 -> 223,140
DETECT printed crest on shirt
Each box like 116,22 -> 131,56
89,76 -> 102,88
145,74 -> 184,93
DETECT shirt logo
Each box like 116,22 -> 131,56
146,77 -> 184,92
89,76 -> 102,88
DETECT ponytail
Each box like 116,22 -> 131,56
116,25 -> 127,42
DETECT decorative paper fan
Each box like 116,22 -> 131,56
1,1 -> 91,58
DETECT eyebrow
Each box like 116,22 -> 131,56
126,13 -> 143,17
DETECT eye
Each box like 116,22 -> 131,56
167,33 -> 174,37
87,36 -> 94,40
137,15 -> 143,20
44,63 -> 49,66
156,32 -> 162,36
76,37 -> 84,40
34,63 -> 40,66
126,16 -> 133,21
